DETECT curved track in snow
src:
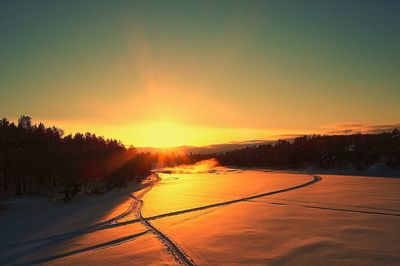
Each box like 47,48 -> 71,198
133,195 -> 196,266
132,175 -> 321,266
12,174 -> 321,265
147,175 -> 322,221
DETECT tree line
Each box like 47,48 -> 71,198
2,115 -> 398,201
190,130 -> 400,170
0,116 -> 154,201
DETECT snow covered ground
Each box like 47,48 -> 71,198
150,171 -> 400,265
0,176 -> 171,266
1,168 -> 399,265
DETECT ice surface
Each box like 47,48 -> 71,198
1,169 -> 399,265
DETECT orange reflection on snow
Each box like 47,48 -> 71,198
142,168 -> 313,218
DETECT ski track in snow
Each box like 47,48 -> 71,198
130,175 -> 322,265
120,175 -> 323,266
146,175 -> 322,222
1,178 -> 158,266
7,173 -> 400,265
132,195 -> 196,266
3,175 -> 324,265
246,199 -> 400,217
14,231 -> 149,266
1,191 -> 145,266
8,174 -> 319,265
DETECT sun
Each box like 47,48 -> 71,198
139,121 -> 189,148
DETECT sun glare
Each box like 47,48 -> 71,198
140,121 -> 189,148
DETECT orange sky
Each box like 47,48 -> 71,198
2,1 -> 399,147
37,119 -> 306,148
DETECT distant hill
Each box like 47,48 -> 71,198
137,139 -> 276,155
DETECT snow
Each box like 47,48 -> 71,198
1,168 -> 400,265
0,181 -> 171,265
142,169 -> 312,217
148,171 -> 400,265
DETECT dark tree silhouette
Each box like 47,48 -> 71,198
0,116 -> 155,201
190,131 -> 400,171
2,115 -> 398,202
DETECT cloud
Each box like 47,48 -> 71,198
137,140 -> 276,154
323,122 -> 400,135
268,134 -> 306,139
138,122 -> 400,155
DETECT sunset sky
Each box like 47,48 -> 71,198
1,1 -> 399,147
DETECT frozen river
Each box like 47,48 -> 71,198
1,166 -> 400,265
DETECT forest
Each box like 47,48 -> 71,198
0,116 -> 155,201
191,130 -> 400,170
2,115 -> 399,202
